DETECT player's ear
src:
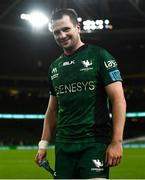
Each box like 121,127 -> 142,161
77,23 -> 81,33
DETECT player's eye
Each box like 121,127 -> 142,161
53,30 -> 59,36
63,27 -> 70,32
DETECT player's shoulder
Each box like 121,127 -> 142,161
50,54 -> 63,68
87,44 -> 106,53
89,45 -> 113,59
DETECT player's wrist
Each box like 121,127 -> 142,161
38,140 -> 48,149
111,139 -> 123,144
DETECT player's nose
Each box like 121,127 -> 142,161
59,31 -> 67,39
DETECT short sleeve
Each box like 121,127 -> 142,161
48,66 -> 56,96
99,48 -> 122,86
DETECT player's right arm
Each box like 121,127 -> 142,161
35,95 -> 58,165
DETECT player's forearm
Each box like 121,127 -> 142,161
41,109 -> 57,144
111,97 -> 126,143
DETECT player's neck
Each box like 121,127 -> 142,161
63,41 -> 84,56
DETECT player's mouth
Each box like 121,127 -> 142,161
60,38 -> 70,45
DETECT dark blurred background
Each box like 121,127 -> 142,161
0,0 -> 145,146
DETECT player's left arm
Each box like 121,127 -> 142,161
105,81 -> 126,167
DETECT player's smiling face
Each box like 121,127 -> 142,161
51,15 -> 81,52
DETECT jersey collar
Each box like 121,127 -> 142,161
63,44 -> 88,57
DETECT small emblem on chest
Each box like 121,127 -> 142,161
63,60 -> 75,66
80,60 -> 93,71
82,60 -> 92,67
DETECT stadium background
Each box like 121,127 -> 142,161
0,0 -> 145,179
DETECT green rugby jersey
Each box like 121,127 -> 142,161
48,44 -> 122,143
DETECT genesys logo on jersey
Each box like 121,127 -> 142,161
55,81 -> 95,95
80,60 -> 93,71
51,67 -> 59,80
104,59 -> 117,69
91,159 -> 104,172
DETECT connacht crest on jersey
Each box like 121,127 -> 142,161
82,60 -> 92,67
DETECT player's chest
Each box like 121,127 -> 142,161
51,57 -> 99,84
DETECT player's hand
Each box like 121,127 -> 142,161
35,149 -> 47,166
105,141 -> 123,167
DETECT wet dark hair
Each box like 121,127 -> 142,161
50,8 -> 78,25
